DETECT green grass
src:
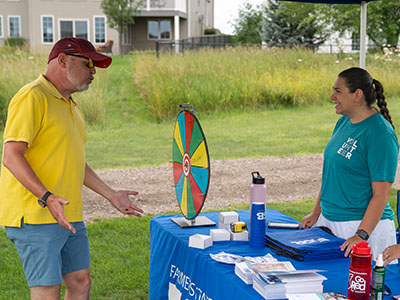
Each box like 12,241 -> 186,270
85,98 -> 400,169
134,47 -> 400,120
2,47 -> 400,299
0,217 -> 150,300
3,98 -> 400,170
2,48 -> 400,169
1,191 -> 398,299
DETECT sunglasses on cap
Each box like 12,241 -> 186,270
66,53 -> 95,68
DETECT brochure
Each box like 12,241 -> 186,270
286,292 -> 349,300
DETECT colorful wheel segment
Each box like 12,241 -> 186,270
173,110 -> 210,220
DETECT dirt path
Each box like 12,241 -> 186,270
82,154 -> 400,223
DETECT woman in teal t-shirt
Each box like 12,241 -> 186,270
301,67 -> 399,260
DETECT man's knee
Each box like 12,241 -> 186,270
63,268 -> 91,292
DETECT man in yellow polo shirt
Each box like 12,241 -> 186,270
0,37 -> 143,300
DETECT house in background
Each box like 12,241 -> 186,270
0,0 -> 214,54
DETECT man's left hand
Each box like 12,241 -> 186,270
110,190 -> 143,217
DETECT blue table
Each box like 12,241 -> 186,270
149,210 -> 400,300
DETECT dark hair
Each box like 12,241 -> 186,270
338,67 -> 394,129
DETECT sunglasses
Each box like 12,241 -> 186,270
66,53 -> 95,68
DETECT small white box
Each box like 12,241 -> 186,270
210,229 -> 231,241
218,211 -> 239,225
189,234 -> 213,249
231,230 -> 249,241
218,223 -> 231,230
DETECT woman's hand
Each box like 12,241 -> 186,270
340,234 -> 364,257
301,212 -> 320,229
382,244 -> 400,267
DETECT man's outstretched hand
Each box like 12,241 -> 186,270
110,190 -> 144,217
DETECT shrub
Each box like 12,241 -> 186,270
5,37 -> 27,47
204,28 -> 220,35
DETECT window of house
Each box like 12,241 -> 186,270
160,20 -> 171,39
59,19 -> 88,40
122,24 -> 132,45
60,20 -> 73,39
75,21 -> 87,39
148,19 -> 171,40
41,16 -> 54,43
8,16 -> 21,37
0,16 -> 3,38
94,16 -> 106,43
148,20 -> 158,39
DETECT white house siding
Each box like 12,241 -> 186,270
318,31 -> 366,54
0,0 -> 214,53
0,0 -> 29,47
26,0 -> 118,52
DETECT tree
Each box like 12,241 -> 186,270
231,1 -> 263,44
101,0 -> 144,57
316,0 -> 400,48
231,0 -> 328,47
261,0 -> 328,47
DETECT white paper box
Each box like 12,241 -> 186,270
231,230 -> 249,241
218,211 -> 239,225
189,234 -> 213,249
210,229 -> 231,241
218,223 -> 231,230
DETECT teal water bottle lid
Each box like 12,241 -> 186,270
252,171 -> 265,184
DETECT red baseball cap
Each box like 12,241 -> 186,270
48,37 -> 112,68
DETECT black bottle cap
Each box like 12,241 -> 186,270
252,171 -> 265,184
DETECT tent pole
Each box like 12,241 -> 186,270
360,1 -> 367,69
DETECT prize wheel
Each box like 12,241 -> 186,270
172,106 -> 210,220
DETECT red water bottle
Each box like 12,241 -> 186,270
347,241 -> 372,300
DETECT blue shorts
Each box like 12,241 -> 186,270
5,219 -> 90,287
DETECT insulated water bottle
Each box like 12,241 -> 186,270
249,202 -> 266,248
249,171 -> 266,218
347,241 -> 372,300
371,253 -> 385,300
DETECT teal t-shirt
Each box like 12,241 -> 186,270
320,113 -> 398,221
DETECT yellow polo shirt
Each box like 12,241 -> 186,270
0,75 -> 87,227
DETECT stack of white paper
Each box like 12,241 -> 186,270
235,260 -> 295,286
253,271 -> 327,300
253,273 -> 286,300
234,262 -> 255,284
277,272 -> 326,294
249,261 -> 296,274
286,292 -> 349,300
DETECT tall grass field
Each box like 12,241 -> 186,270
2,46 -> 400,126
1,46 -> 400,299
134,47 -> 400,120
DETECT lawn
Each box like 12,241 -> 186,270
1,48 -> 400,299
1,193 -> 398,299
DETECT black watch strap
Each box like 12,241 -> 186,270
356,229 -> 369,241
38,191 -> 53,208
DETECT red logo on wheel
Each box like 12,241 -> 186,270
183,153 -> 191,177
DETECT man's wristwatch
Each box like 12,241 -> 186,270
355,229 -> 369,241
38,191 -> 53,208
